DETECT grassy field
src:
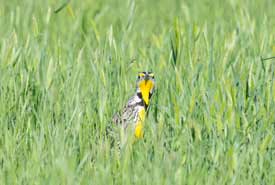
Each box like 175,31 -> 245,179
0,0 -> 275,184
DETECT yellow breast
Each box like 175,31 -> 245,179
134,108 -> 146,138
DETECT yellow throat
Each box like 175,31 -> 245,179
139,80 -> 154,105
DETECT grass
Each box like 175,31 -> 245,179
0,0 -> 275,184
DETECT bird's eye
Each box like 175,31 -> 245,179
148,73 -> 154,79
138,73 -> 145,78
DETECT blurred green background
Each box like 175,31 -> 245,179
0,0 -> 275,184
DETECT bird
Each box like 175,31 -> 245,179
112,71 -> 155,139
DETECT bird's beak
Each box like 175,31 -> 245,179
144,75 -> 149,82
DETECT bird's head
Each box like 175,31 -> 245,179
136,71 -> 155,106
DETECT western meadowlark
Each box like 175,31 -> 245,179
113,71 -> 155,139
